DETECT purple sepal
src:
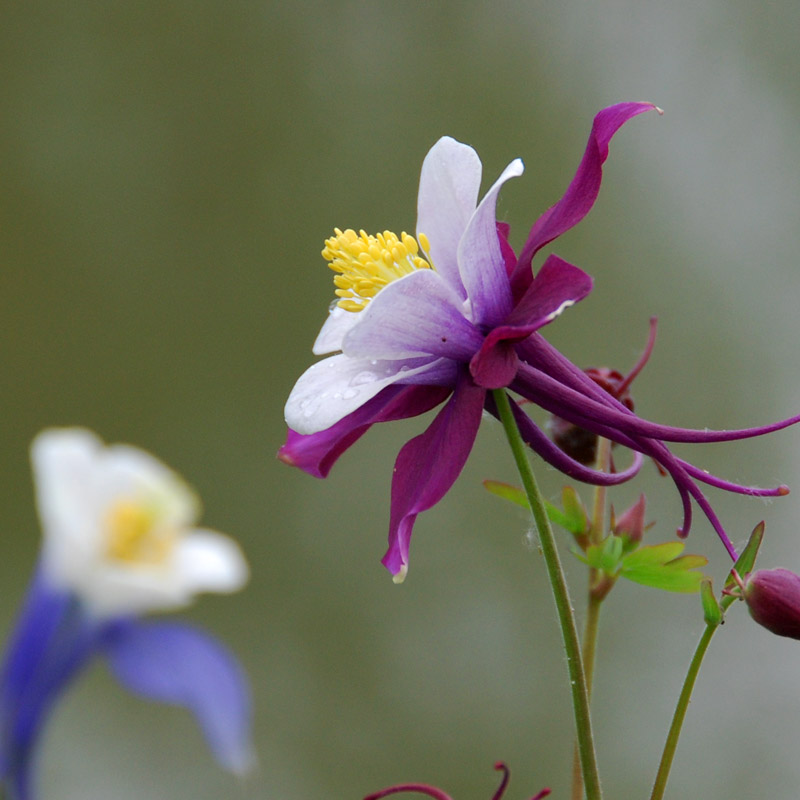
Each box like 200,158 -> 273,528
470,255 -> 593,388
512,102 -> 659,295
279,385 -> 450,478
382,374 -> 486,578
744,569 -> 800,640
102,620 -> 254,774
0,567 -> 97,800
496,222 -> 517,276
506,255 -> 593,327
469,341 -> 520,389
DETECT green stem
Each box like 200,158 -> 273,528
570,437 -> 612,800
583,435 -> 613,696
570,594 -> 603,800
649,623 -> 717,800
589,438 -> 612,543
492,389 -> 602,800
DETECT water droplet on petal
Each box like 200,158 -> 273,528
302,398 -> 322,418
350,371 -> 377,386
342,388 -> 359,400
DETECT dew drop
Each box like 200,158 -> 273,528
302,398 -> 322,418
342,388 -> 359,399
350,371 -> 377,386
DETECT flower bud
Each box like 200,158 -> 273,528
613,494 -> 647,545
548,319 -> 657,466
547,367 -> 635,465
744,568 -> 800,640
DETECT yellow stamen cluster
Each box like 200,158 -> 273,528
322,228 -> 431,312
106,500 -> 174,566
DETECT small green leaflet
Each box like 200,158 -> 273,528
700,577 -> 722,627
482,480 -> 587,535
721,521 -> 764,611
576,538 -> 707,593
618,541 -> 707,593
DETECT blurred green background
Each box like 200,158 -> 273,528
2,1 -> 800,798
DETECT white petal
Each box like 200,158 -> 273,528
312,305 -> 361,355
342,270 -> 484,361
73,562 -> 193,617
416,136 -> 482,298
32,429 -> 107,580
32,428 -> 102,538
457,157 -> 523,327
173,531 -> 249,594
50,533 -> 247,618
284,353 -> 442,435
101,443 -> 201,526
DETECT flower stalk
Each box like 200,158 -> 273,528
492,389 -> 602,800
571,436 -> 612,800
649,622 -> 717,800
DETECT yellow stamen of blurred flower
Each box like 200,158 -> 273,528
106,500 -> 174,565
322,228 -> 431,312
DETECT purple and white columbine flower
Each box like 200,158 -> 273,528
281,102 -> 798,581
0,429 -> 253,800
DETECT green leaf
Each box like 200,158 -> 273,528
561,486 -> 589,535
482,480 -> 585,535
482,480 -> 529,509
583,536 -> 625,574
620,542 -> 708,593
700,578 -> 722,627
722,521 -> 764,611
622,541 -> 685,567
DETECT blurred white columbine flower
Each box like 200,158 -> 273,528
32,428 -> 248,616
0,429 -> 253,800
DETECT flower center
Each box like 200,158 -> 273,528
322,228 -> 432,312
105,499 -> 175,566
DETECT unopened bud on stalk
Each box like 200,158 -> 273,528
613,494 -> 647,545
744,568 -> 800,640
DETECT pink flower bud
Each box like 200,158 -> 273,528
744,568 -> 800,640
613,494 -> 647,544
